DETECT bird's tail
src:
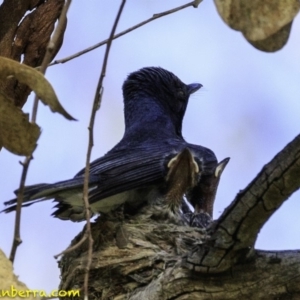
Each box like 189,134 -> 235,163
2,176 -> 99,219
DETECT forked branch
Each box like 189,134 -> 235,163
183,134 -> 300,272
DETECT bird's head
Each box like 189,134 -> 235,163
122,67 -> 202,136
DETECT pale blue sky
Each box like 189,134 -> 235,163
1,1 -> 300,294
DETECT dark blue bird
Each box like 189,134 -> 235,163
3,67 -> 228,222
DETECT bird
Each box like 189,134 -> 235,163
2,67 -> 228,223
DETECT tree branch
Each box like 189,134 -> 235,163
49,0 -> 202,67
184,133 -> 300,273
59,211 -> 300,299
130,250 -> 300,300
31,0 -> 71,120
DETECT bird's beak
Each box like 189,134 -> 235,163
187,83 -> 202,94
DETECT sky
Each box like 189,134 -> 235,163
0,0 -> 300,294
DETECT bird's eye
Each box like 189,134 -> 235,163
177,89 -> 185,99
173,89 -> 186,112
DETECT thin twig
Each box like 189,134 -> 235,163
32,0 -> 71,119
49,0 -> 201,67
9,157 -> 30,262
82,1 -> 126,298
54,233 -> 87,259
9,0 -> 72,263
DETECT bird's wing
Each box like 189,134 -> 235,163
81,142 -> 218,203
75,145 -> 178,203
2,144 -> 176,212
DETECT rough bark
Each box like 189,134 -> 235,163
58,212 -> 300,299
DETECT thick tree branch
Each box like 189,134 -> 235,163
130,250 -> 300,300
59,211 -> 300,299
184,133 -> 300,273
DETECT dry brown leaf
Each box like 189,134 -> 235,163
214,0 -> 300,51
248,21 -> 293,52
0,248 -> 41,300
0,92 -> 40,156
0,56 -> 75,120
0,0 -> 65,107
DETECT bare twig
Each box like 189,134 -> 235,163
9,157 -> 31,262
9,0 -> 72,263
49,0 -> 201,67
32,0 -> 71,120
81,1 -> 127,298
54,233 -> 87,259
